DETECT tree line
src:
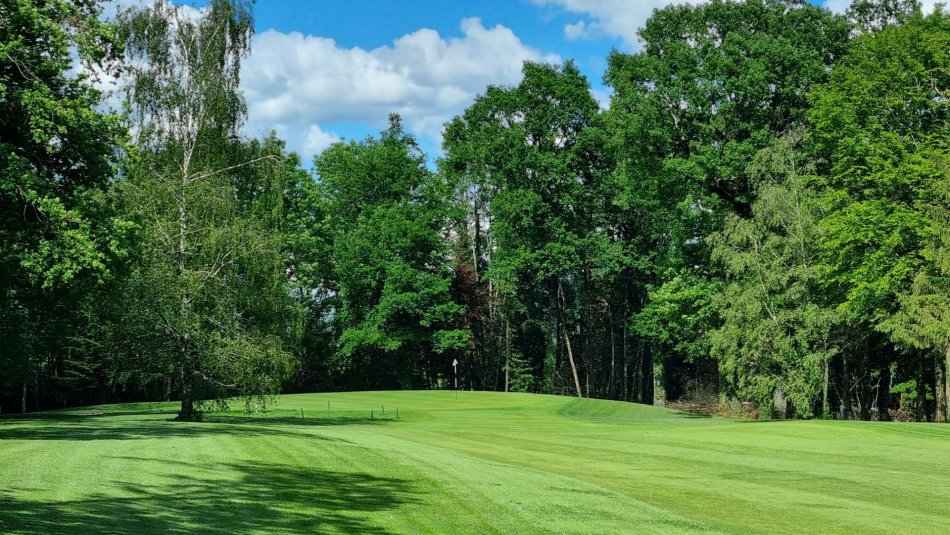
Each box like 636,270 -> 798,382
1,0 -> 948,422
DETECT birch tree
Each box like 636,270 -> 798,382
119,0 -> 293,420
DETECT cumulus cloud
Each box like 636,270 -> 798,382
302,124 -> 342,156
824,0 -> 943,12
531,0 -> 695,50
87,0 -> 208,113
95,4 -> 561,159
241,18 -> 560,157
540,0 -> 945,49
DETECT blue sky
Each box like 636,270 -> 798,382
139,0 -> 926,163
237,0 -> 639,161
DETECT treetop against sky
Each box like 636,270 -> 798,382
98,0 -> 936,162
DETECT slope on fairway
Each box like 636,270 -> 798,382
1,391 -> 948,534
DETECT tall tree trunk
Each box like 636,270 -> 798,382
823,359 -> 830,418
935,353 -> 947,423
878,365 -> 891,421
609,312 -> 616,399
842,353 -> 852,420
177,343 -> 195,420
546,309 -> 558,394
175,164 -> 195,421
916,358 -> 927,422
21,382 -> 27,413
945,345 -> 950,423
622,327 -> 628,401
541,281 -> 559,394
642,346 -> 654,405
179,388 -> 194,420
504,318 -> 510,393
563,328 -> 583,398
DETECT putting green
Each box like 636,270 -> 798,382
1,391 -> 948,534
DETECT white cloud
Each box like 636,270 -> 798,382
101,0 -> 205,22
87,0 -> 207,114
823,0 -> 850,11
302,124 -> 342,156
915,0 -> 943,11
95,5 -> 561,159
824,0 -> 943,13
563,20 -> 592,40
100,0 -> 144,20
241,18 -> 560,157
531,0 -> 695,50
533,0 -> 947,51
591,87 -> 611,111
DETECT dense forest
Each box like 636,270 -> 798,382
2,0 -> 948,422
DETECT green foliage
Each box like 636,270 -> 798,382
606,0 -> 849,217
316,117 -> 468,388
6,0 -> 950,425
890,378 -> 919,410
847,0 -> 922,32
443,61 -> 615,395
0,0 -> 126,396
710,139 -> 837,417
445,61 -> 613,290
117,0 -> 295,419
632,274 -> 722,365
882,146 -> 950,351
605,0 -> 850,404
811,11 -> 950,334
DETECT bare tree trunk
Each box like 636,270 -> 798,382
622,328 -> 628,401
842,353 -> 853,420
878,365 -> 891,421
547,310 -> 558,394
178,346 -> 195,421
609,311 -> 616,399
823,359 -> 830,418
175,162 -> 195,421
504,318 -> 510,393
917,358 -> 927,422
563,328 -> 583,398
21,382 -> 27,413
936,353 -> 947,423
642,346 -> 654,405
945,346 -> 950,423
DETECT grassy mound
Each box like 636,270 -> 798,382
1,391 -> 948,534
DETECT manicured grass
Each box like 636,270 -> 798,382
1,391 -> 948,534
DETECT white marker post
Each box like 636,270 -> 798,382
453,358 -> 459,400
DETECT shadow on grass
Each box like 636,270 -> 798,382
0,412 -> 393,442
669,412 -> 713,419
0,458 -> 416,534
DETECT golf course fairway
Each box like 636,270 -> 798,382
1,391 -> 948,534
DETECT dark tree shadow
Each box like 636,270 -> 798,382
0,458 -> 417,534
0,412 -> 393,442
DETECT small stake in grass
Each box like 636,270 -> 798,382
453,358 -> 459,400
381,405 -> 385,414
327,400 -> 331,413
371,409 -> 374,421
300,408 -> 304,419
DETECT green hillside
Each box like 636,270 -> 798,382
1,391 -> 948,534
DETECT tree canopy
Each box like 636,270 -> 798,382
3,0 -> 950,425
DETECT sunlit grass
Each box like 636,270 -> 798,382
1,391 -> 948,534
